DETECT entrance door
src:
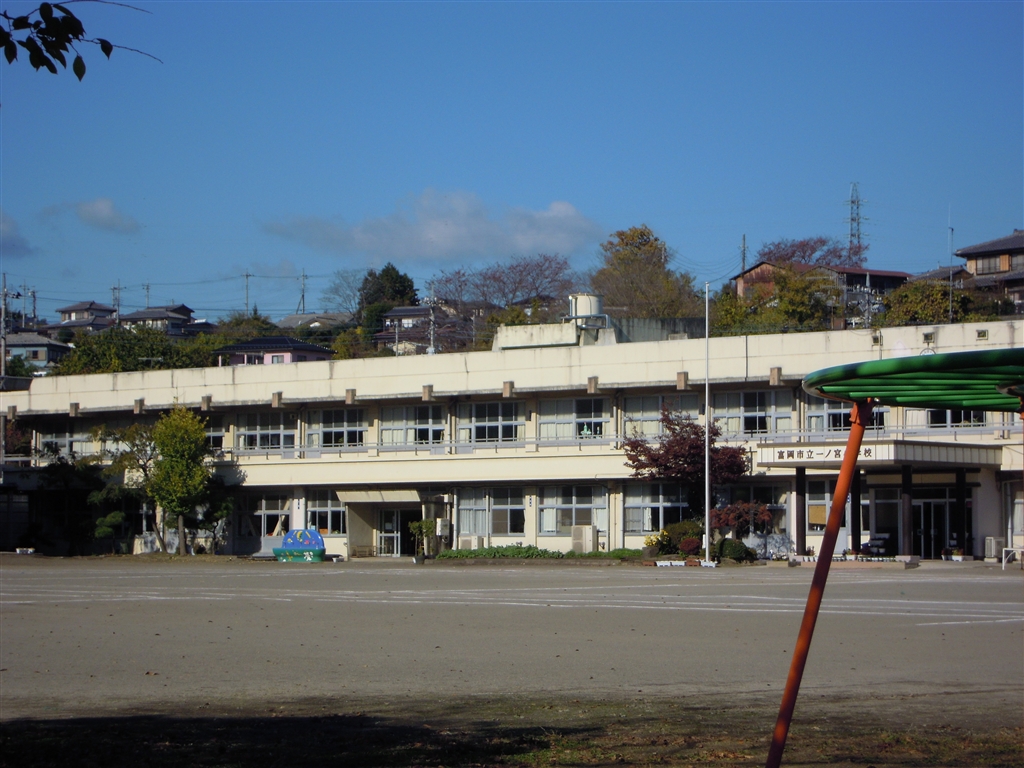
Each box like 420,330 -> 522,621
378,509 -> 421,556
912,501 -> 948,559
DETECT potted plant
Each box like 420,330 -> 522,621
951,547 -> 966,562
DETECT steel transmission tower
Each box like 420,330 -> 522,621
845,182 -> 866,256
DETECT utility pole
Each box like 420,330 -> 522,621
20,282 -> 27,329
143,283 -> 151,308
948,224 -> 955,324
296,270 -> 306,315
244,271 -> 252,314
1,273 -> 7,377
741,234 -> 747,273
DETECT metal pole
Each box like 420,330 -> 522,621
766,400 -> 873,768
704,282 -> 711,563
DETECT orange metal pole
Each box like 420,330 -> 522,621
765,400 -> 873,768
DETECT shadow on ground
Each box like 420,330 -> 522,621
1,697 -> 1021,768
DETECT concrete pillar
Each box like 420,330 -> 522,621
901,465 -> 914,556
795,467 -> 806,556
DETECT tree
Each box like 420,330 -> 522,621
216,308 -> 278,341
150,407 -> 212,556
1,1 -> 158,81
320,268 -> 363,316
92,422 -> 166,551
622,407 -> 748,519
4,354 -> 36,377
469,254 -> 578,315
712,266 -> 841,335
876,280 -> 976,327
756,236 -> 866,268
590,225 -> 701,318
357,263 -> 418,313
51,326 -> 224,375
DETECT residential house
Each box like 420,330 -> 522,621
5,332 -> 71,371
55,301 -> 116,334
212,336 -> 334,366
955,230 -> 1024,311
119,304 -> 196,336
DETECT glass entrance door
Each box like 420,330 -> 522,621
378,509 -> 421,556
912,501 -> 947,559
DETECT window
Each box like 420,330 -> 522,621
1011,253 -> 1024,271
307,409 -> 367,448
270,354 -> 284,364
806,480 -> 840,532
539,485 -> 608,534
456,487 -> 525,535
539,398 -> 609,441
457,488 -> 488,536
622,394 -> 699,437
975,255 -> 1001,274
244,354 -> 263,365
307,489 -> 345,535
491,487 -> 526,534
713,390 -> 792,436
457,402 -> 524,443
927,409 -> 986,428
805,396 -> 886,434
237,412 -> 297,451
380,405 -> 445,446
40,425 -> 98,457
238,495 -> 290,537
205,415 -> 225,451
624,483 -> 689,533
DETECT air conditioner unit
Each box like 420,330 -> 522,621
571,525 -> 598,554
458,535 -> 484,550
984,537 -> 1006,560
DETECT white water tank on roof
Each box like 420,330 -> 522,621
569,293 -> 603,317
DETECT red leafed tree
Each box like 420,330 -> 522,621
757,236 -> 867,268
622,408 -> 748,518
710,500 -> 773,538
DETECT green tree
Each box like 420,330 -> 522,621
590,225 -> 701,318
150,407 -> 212,556
216,308 -> 278,341
91,422 -> 166,552
4,354 -> 37,377
52,326 -> 176,375
356,263 -> 418,334
877,280 -> 975,327
712,267 -> 839,335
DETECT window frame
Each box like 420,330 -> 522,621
306,408 -> 367,449
538,485 -> 608,535
306,489 -> 346,535
380,404 -> 446,446
456,401 -> 525,444
624,483 -> 690,533
236,412 -> 298,452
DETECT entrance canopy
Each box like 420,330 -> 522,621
802,348 -> 1024,412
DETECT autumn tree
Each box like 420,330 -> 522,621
320,268 -> 363,316
712,267 -> 841,335
150,406 -> 213,556
623,407 -> 748,519
590,225 -> 701,318
757,236 -> 866,268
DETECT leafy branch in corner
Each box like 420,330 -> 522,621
0,0 -> 160,81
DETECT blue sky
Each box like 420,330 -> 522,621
1,1 -> 1021,322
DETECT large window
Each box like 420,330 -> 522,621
205,415 -> 225,452
622,394 -> 700,437
713,391 -> 792,436
237,412 -> 297,451
238,495 -> 290,537
539,485 -> 608,534
39,425 -> 98,457
624,483 -> 689,533
456,402 -> 525,443
307,489 -> 345,535
975,255 -> 1001,274
806,480 -> 839,533
306,408 -> 366,448
380,405 -> 445,446
927,409 -> 986,428
806,396 -> 886,435
539,398 -> 609,441
457,487 -> 526,535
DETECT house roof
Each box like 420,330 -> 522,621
56,300 -> 115,314
277,312 -> 353,329
383,306 -> 431,319
971,269 -> 1024,289
955,230 -> 1024,258
119,305 -> 193,322
732,260 -> 910,282
212,336 -> 334,355
5,332 -> 71,350
909,266 -> 972,282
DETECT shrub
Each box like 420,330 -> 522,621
717,538 -> 756,562
678,537 -> 702,556
664,519 -> 704,551
436,544 -> 564,559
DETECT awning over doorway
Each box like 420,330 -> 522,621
335,489 -> 422,504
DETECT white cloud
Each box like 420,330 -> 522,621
0,208 -> 36,256
264,190 -> 604,262
74,197 -> 140,233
